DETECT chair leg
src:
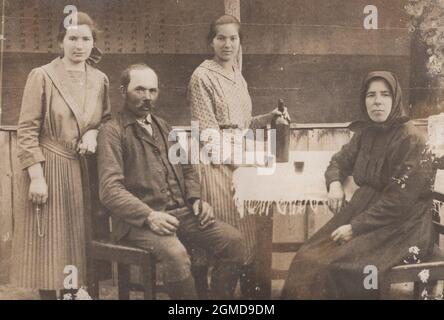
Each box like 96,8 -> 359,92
379,279 -> 392,300
86,258 -> 100,300
117,263 -> 130,300
89,274 -> 100,300
141,255 -> 156,300
413,282 -> 422,299
414,281 -> 438,299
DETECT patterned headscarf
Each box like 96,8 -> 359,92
350,71 -> 409,131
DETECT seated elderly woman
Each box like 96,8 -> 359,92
281,71 -> 435,300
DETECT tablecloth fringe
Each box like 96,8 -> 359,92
235,199 -> 331,218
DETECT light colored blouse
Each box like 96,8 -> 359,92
188,59 -> 271,132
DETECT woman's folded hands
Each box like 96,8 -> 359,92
77,129 -> 99,155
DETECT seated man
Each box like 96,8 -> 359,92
97,64 -> 244,300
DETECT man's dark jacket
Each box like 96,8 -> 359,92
97,109 -> 200,241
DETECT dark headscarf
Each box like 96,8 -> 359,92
349,71 -> 409,131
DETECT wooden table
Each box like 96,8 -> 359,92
232,151 -> 357,299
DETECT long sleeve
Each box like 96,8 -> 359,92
350,133 -> 431,235
97,122 -> 152,227
188,73 -> 233,164
100,75 -> 112,125
17,68 -> 46,170
182,163 -> 201,203
189,73 -> 219,132
250,113 -> 273,130
325,132 -> 361,189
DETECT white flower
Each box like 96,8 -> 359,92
405,3 -> 425,18
418,269 -> 430,283
75,287 -> 93,300
427,55 -> 443,75
62,293 -> 74,300
421,288 -> 428,299
409,246 -> 420,255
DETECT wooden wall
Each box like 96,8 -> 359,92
242,0 -> 413,123
0,0 -> 224,127
0,130 -> 16,284
1,0 -> 414,127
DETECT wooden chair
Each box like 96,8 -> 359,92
87,238 -> 157,300
380,191 -> 444,299
84,156 -> 158,300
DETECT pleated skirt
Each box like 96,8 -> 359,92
199,164 -> 256,265
11,147 -> 86,290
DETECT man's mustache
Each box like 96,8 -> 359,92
141,101 -> 155,108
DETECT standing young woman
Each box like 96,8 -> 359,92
11,12 -> 111,299
188,14 -> 289,298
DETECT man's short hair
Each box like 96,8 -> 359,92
120,64 -> 157,90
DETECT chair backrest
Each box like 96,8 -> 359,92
85,155 -> 112,241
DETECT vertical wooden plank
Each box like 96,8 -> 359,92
224,0 -> 240,19
9,131 -> 18,286
439,202 -> 444,250
0,131 -> 13,284
117,263 -> 130,300
254,203 -> 273,299
224,0 -> 242,70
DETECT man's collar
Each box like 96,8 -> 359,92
121,109 -> 156,127
140,114 -> 152,124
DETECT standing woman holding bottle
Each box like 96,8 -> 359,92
11,12 -> 111,299
188,14 -> 289,298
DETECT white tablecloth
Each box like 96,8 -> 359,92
232,151 -> 358,217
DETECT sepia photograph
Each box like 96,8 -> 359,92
0,0 -> 444,304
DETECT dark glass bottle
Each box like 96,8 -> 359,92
271,99 -> 290,163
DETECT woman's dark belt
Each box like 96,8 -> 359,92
219,124 -> 239,129
40,137 -> 78,160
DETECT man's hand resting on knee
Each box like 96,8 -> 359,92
192,199 -> 216,230
146,211 -> 180,235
